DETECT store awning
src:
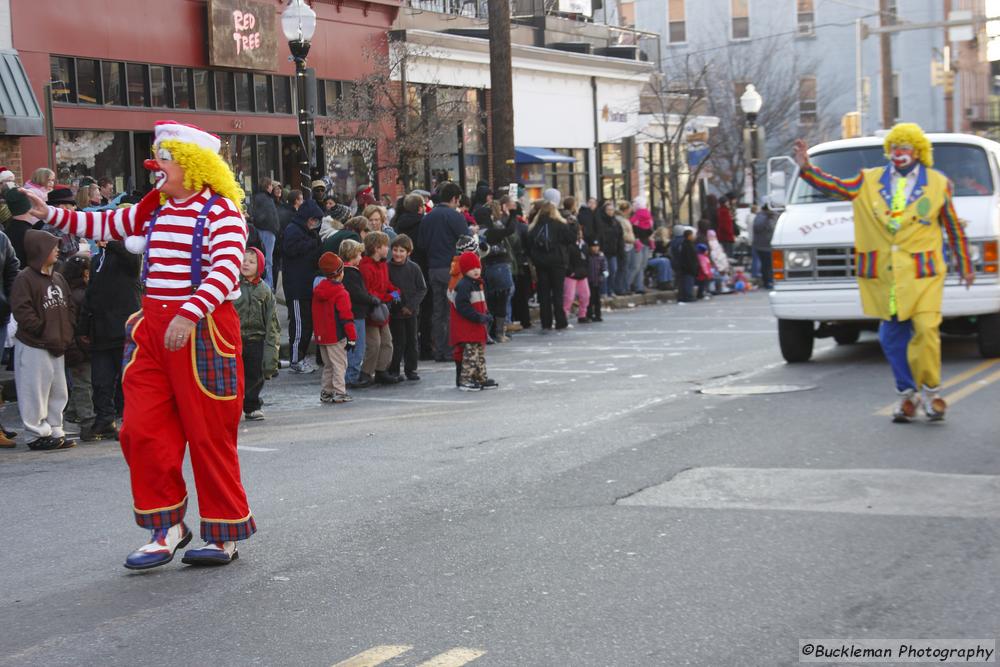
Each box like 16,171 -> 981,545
0,50 -> 43,136
514,146 -> 576,164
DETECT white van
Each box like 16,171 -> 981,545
766,133 -> 1000,362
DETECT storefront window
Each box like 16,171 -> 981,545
102,62 -> 124,106
254,75 -> 271,113
235,73 -> 252,113
323,80 -> 338,116
55,130 -> 130,190
173,68 -> 192,109
645,143 -> 669,220
50,57 -> 74,103
215,71 -> 235,112
600,143 -> 624,202
339,82 -> 355,117
257,136 -> 279,182
127,63 -> 148,107
274,76 -> 291,114
193,69 -> 212,110
149,65 -> 167,107
573,148 -> 589,199
219,134 -> 253,192
76,59 -> 99,104
325,139 -> 375,200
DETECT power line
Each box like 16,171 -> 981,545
660,15 -> 880,64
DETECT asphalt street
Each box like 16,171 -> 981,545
1,292 -> 998,666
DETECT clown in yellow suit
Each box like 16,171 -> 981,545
793,123 -> 975,423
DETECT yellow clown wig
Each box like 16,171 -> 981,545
883,122 -> 933,168
157,139 -> 246,210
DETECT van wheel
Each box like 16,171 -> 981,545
834,328 -> 860,345
778,319 -> 814,363
978,312 -> 1000,358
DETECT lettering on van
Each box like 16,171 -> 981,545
799,215 -> 852,236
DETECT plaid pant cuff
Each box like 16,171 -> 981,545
134,496 -> 188,530
201,514 -> 257,542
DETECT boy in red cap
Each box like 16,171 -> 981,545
313,251 -> 357,403
234,247 -> 278,421
449,251 -> 498,391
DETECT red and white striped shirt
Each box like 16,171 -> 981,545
45,189 -> 247,322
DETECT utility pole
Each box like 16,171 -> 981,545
943,0 -> 954,132
879,0 -> 894,129
487,0 -> 515,189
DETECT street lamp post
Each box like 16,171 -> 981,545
282,0 -> 318,189
739,83 -> 763,205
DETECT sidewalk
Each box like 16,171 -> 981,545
275,286 -> 678,357
0,285 -> 681,437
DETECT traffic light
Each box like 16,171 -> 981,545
841,112 -> 861,139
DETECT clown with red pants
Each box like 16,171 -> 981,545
122,298 -> 254,548
31,120 -> 256,568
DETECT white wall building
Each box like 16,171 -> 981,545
397,29 -> 653,202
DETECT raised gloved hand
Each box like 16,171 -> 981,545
124,188 -> 164,255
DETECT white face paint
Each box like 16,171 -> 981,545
153,148 -> 172,189
890,144 -> 916,170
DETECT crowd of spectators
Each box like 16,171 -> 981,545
0,164 -> 768,443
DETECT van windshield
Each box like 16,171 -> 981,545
790,143 -> 994,204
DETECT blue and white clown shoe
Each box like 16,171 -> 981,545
182,541 -> 238,566
124,523 -> 192,570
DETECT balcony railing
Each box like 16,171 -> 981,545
408,0 -> 487,19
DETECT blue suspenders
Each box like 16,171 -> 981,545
140,194 -> 221,293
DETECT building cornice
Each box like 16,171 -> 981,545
395,29 -> 655,83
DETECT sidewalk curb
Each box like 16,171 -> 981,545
278,287 -> 677,358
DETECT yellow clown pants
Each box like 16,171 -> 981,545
877,312 -> 942,392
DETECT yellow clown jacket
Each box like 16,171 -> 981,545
800,162 -> 972,321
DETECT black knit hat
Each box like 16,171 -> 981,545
47,187 -> 75,206
3,188 -> 31,216
455,235 -> 478,254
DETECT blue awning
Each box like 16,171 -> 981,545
514,147 -> 576,164
0,50 -> 43,136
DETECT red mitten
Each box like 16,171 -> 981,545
123,188 -> 162,254
132,188 -> 162,227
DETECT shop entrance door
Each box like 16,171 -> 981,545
282,136 -> 305,191
132,132 -> 154,194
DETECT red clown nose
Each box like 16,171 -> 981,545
143,159 -> 160,171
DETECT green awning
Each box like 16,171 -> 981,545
0,50 -> 43,136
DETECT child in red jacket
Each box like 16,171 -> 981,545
358,231 -> 400,385
312,252 -> 357,403
449,252 -> 498,391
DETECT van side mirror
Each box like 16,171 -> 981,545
767,156 -> 796,210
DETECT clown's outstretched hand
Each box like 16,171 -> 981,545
23,184 -> 162,236
123,187 -> 164,254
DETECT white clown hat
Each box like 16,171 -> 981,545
153,120 -> 221,154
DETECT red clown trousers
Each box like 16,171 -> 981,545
119,298 -> 256,542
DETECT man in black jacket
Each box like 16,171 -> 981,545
677,228 -> 700,303
83,240 -> 140,440
273,188 -> 303,293
3,188 -> 41,268
282,199 -> 324,373
417,182 -> 468,361
0,226 -> 18,447
251,178 -> 280,289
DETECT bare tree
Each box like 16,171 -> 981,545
637,61 -> 724,225
319,37 -> 485,192
696,43 -> 840,201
